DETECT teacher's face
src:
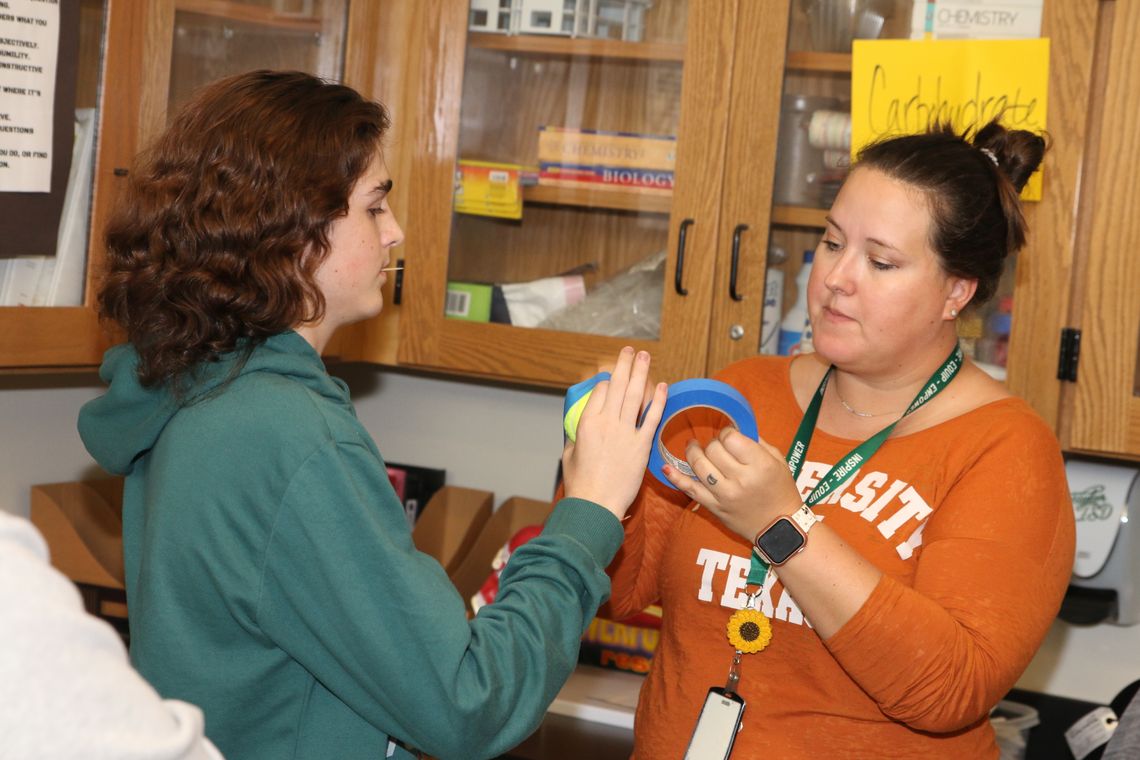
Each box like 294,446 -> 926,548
807,167 -> 971,374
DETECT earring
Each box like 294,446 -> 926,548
950,308 -> 959,318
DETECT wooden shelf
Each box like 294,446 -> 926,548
771,205 -> 828,228
174,0 -> 324,32
785,51 -> 852,73
468,32 -> 684,62
523,184 -> 671,213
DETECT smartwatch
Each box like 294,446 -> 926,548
753,504 -> 818,566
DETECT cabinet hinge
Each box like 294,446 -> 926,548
1057,327 -> 1081,382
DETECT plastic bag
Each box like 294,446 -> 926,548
537,249 -> 665,340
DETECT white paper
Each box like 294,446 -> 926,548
0,0 -> 61,192
1066,706 -> 1118,760
502,275 -> 586,328
0,254 -> 43,305
41,107 -> 94,305
910,0 -> 1043,40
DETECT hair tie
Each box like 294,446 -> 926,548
979,147 -> 999,167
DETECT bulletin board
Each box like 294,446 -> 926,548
0,0 -> 80,257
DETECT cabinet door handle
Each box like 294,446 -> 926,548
729,223 -> 748,301
674,218 -> 694,296
393,258 -> 405,306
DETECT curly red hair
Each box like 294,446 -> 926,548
98,70 -> 390,387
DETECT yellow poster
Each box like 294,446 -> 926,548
851,38 -> 1049,200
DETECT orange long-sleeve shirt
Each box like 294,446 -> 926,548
606,356 -> 1074,759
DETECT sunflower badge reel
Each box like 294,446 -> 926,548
727,592 -> 772,654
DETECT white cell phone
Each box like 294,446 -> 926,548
684,687 -> 745,760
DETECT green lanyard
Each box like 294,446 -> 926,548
747,343 -> 964,586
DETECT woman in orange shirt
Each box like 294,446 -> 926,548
608,120 -> 1075,759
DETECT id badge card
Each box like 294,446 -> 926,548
684,687 -> 745,760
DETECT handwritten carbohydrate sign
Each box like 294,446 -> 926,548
851,38 -> 1049,200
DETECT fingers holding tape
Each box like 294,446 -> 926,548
647,379 -> 758,491
684,438 -> 724,491
564,374 -> 758,492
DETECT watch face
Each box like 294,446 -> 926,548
756,518 -> 805,565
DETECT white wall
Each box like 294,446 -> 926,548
3,369 -> 1139,705
0,377 -> 106,517
333,364 -> 566,503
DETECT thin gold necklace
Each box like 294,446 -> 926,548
832,377 -> 904,418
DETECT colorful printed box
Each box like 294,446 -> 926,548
454,160 -> 525,220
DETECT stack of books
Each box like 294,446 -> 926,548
537,126 -> 675,195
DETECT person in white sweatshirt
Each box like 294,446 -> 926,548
0,509 -> 223,760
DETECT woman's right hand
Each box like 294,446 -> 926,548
561,347 -> 667,521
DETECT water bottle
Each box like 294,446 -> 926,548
778,249 -> 814,356
759,245 -> 787,355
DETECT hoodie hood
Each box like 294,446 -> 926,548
78,331 -> 347,475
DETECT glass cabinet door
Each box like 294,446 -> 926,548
167,0 -> 347,116
758,0 -> 920,366
754,1 -> 1040,385
0,0 -> 119,368
399,0 -> 740,387
446,2 -> 686,340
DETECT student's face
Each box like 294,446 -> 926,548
807,167 -> 973,373
314,151 -> 404,329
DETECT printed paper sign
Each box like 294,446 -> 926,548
0,0 -> 61,192
851,38 -> 1049,200
910,0 -> 1044,40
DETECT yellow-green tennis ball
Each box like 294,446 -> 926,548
563,389 -> 594,443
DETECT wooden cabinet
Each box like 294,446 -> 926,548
347,0 -> 791,387
0,0 -> 142,368
1053,0 -> 1140,460
0,0 -> 372,368
334,0 -> 1138,459
2,0 -> 1136,460
952,0 -> 1138,462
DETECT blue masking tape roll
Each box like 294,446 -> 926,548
647,379 -> 758,490
562,373 -> 758,490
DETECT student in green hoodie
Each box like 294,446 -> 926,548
78,70 -> 668,760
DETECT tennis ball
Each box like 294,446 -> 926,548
563,390 -> 594,443
562,371 -> 610,443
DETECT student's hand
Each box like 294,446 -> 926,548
662,427 -> 803,542
562,347 -> 667,521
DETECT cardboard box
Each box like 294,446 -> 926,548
411,486 -> 494,575
30,478 -> 128,620
30,478 -> 125,591
449,496 -> 554,610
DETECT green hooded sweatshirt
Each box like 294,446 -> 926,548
78,331 -> 623,760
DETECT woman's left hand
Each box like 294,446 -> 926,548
662,427 -> 804,542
